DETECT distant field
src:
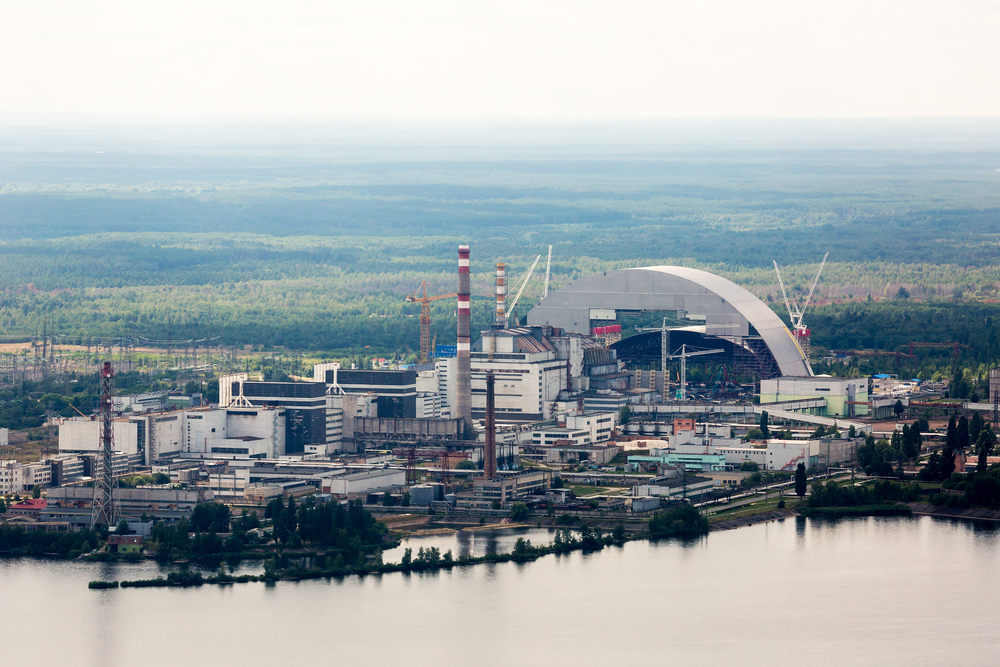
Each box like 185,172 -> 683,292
2,141 -> 999,367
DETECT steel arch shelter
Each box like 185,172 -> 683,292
526,266 -> 812,378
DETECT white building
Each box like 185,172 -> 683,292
715,440 -> 813,472
415,369 -> 438,395
23,461 -> 52,488
1,427 -> 8,448
437,327 -> 580,423
324,393 -> 376,455
57,407 -> 286,465
416,392 -> 443,419
528,412 -> 617,447
1,459 -> 24,494
182,407 -> 285,459
224,407 -> 285,457
56,418 -> 140,457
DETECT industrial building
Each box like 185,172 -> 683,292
44,486 -> 214,525
629,451 -> 728,472
324,469 -> 406,496
634,475 -> 716,501
520,442 -> 621,466
57,407 -> 287,465
759,376 -> 869,417
454,470 -> 552,509
220,374 -> 327,455
113,390 -> 170,414
336,369 -> 418,419
527,412 -> 617,448
55,418 -> 140,459
435,325 -> 632,424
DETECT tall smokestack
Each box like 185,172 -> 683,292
484,371 -> 497,479
457,244 -> 473,435
495,262 -> 507,328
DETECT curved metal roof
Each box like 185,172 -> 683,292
526,266 -> 811,377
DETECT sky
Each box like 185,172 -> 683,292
1,0 -> 998,119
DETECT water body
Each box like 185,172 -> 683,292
3,516 -> 999,667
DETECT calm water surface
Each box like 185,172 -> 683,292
3,516 -> 999,667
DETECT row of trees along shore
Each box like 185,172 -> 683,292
79,503 -> 708,588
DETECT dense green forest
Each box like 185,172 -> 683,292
1,138 -> 999,373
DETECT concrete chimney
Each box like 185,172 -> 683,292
457,244 -> 473,436
484,371 -> 497,479
495,262 -> 507,328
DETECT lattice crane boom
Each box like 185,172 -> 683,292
772,260 -> 800,326
505,255 -> 541,319
543,245 -> 553,299
405,280 -> 458,364
799,252 -> 829,327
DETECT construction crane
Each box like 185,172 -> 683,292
543,245 -> 553,299
635,318 -> 690,403
505,255 -> 541,324
635,318 -> 728,402
667,344 -> 725,401
773,252 -> 828,361
908,341 -> 968,363
405,281 -> 457,364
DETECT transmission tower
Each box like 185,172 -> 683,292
91,361 -> 118,528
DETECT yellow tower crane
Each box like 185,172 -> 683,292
405,281 -> 457,364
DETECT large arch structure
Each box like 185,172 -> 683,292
526,266 -> 812,378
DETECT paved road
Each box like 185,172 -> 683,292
699,473 -> 856,513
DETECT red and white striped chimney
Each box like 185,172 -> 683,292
495,262 -> 507,328
456,244 -> 473,435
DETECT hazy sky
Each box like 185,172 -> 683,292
2,1 -> 998,118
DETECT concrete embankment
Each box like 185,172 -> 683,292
907,503 -> 1000,522
710,508 -> 796,531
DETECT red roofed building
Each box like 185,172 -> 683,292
9,498 -> 47,517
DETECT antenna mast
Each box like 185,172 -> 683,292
91,361 -> 118,528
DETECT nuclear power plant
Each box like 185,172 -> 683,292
27,241 -> 885,519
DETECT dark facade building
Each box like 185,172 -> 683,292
239,381 -> 326,454
336,370 -> 417,419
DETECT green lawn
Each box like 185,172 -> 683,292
707,496 -> 799,522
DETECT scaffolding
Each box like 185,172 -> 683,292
732,337 -> 781,381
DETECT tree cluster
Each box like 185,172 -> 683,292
264,496 -> 388,555
648,503 -> 709,536
807,479 -> 921,508
0,523 -> 102,557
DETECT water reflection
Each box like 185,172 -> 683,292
4,517 -> 1000,667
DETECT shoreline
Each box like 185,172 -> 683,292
8,501 -> 996,589
907,503 -> 1000,522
